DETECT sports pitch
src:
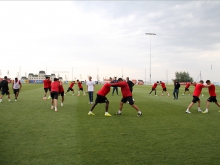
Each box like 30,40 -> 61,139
0,84 -> 220,165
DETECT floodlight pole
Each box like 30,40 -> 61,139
145,33 -> 156,84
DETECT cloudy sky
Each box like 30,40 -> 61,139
0,1 -> 220,83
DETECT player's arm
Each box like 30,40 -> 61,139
19,81 -> 22,90
12,80 -> 14,90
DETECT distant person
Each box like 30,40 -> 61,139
182,82 -> 192,96
159,81 -> 170,97
12,77 -> 22,101
47,77 -> 52,99
65,81 -> 75,96
185,80 -> 210,114
149,81 -> 159,96
173,80 -> 180,100
0,76 -> 11,102
112,78 -> 142,117
203,80 -> 220,113
43,77 -> 49,100
112,77 -> 119,96
88,82 -> 112,116
59,80 -> 64,106
86,76 -> 95,104
77,80 -> 86,96
50,78 -> 61,112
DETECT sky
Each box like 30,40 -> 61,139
0,1 -> 220,83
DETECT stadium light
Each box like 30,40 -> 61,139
145,33 -> 156,84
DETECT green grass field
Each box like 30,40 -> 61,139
1,83 -> 220,165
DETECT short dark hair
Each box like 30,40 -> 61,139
15,77 -> 18,80
206,80 -> 211,83
4,76 -> 7,79
200,80 -> 204,83
54,78 -> 58,81
118,78 -> 123,81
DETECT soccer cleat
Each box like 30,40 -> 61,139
43,97 -> 47,100
105,113 -> 112,117
198,109 -> 203,112
182,94 -> 184,96
64,94 -> 66,96
155,95 -> 157,96
55,107 -> 58,112
47,96 -> 51,100
185,110 -> 191,114
91,102 -> 93,104
51,106 -> 54,109
137,112 -> 142,117
61,103 -> 63,106
8,99 -> 11,102
88,112 -> 95,116
15,99 -> 17,102
115,112 -> 121,115
202,111 -> 208,114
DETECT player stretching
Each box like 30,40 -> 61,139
65,81 -> 75,96
112,78 -> 142,117
149,81 -> 159,96
77,80 -> 86,96
160,81 -> 170,97
50,78 -> 61,112
185,80 -> 210,114
182,82 -> 192,96
59,80 -> 65,106
88,82 -> 112,116
202,80 -> 220,113
12,77 -> 22,101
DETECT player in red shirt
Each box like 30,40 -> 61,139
65,81 -> 75,96
149,81 -> 159,96
202,80 -> 220,113
185,80 -> 210,114
76,80 -> 86,96
159,81 -> 170,97
88,83 -> 112,116
43,77 -> 49,100
59,80 -> 65,106
182,82 -> 192,96
111,78 -> 142,117
50,78 -> 61,112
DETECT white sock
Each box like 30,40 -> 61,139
118,110 -> 121,114
198,107 -> 201,110
138,110 -> 141,113
186,109 -> 189,111
105,112 -> 108,114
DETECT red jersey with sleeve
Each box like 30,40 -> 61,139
193,83 -> 205,97
43,79 -> 48,88
47,79 -> 52,88
160,82 -> 166,88
112,81 -> 132,97
208,84 -> 216,96
69,82 -> 74,88
59,84 -> 64,93
97,83 -> 111,96
152,83 -> 157,89
78,81 -> 83,88
185,83 -> 190,88
51,81 -> 60,92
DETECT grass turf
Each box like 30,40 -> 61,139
0,84 -> 220,165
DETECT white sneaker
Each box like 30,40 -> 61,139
188,94 -> 190,96
202,94 -> 204,97
155,95 -> 157,96
0,100 -> 2,103
91,102 -> 93,104
64,94 -> 66,96
202,111 -> 208,114
51,106 -> 54,109
182,94 -> 184,96
8,99 -> 11,102
55,107 -> 58,112
198,109 -> 203,112
61,103 -> 63,106
15,99 -> 17,102
186,110 -> 191,114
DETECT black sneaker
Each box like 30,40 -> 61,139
137,112 -> 142,117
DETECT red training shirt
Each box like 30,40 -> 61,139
152,83 -> 157,89
43,79 -> 48,88
112,81 -> 132,97
51,81 -> 60,92
208,84 -> 216,97
160,82 -> 166,88
97,83 -> 111,96
193,83 -> 205,97
185,83 -> 190,88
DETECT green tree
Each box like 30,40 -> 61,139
174,71 -> 193,82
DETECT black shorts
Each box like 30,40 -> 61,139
192,96 -> 200,103
162,88 -> 167,92
67,87 -> 73,92
51,91 -> 59,99
95,94 -> 109,104
60,91 -> 64,97
44,88 -> 49,92
151,88 -> 156,91
48,87 -> 51,92
207,96 -> 217,103
1,89 -> 10,95
121,96 -> 134,105
79,88 -> 83,91
185,88 -> 189,91
13,89 -> 20,94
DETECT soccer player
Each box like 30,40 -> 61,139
65,81 -> 75,96
202,80 -> 220,113
173,80 -> 180,100
50,78 -> 61,112
112,77 -> 119,96
0,76 -> 11,102
185,80 -> 210,114
149,81 -> 159,96
12,77 -> 22,101
159,81 -> 170,97
126,77 -> 134,93
182,82 -> 192,96
59,80 -> 64,106
88,82 -> 112,116
43,77 -> 49,100
47,77 -> 52,99
77,80 -> 86,96
112,78 -> 142,117
86,76 -> 95,104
